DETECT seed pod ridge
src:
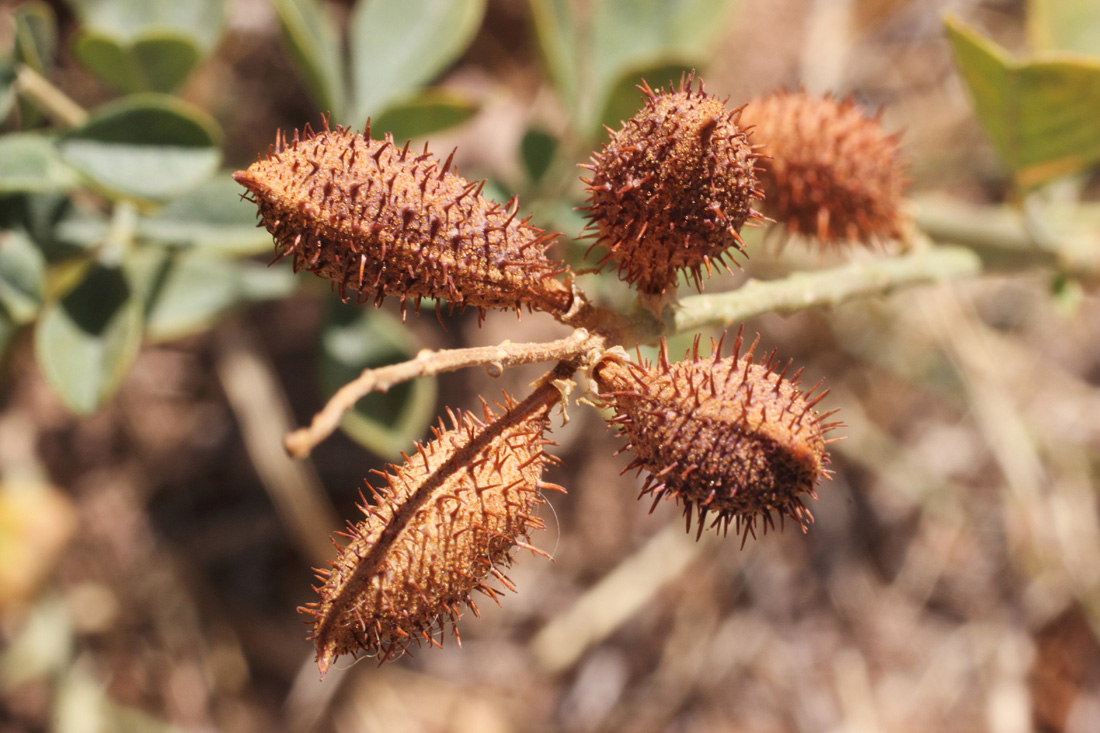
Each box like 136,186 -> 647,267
300,391 -> 561,675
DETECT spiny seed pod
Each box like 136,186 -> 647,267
234,122 -> 573,317
300,387 -> 562,676
740,90 -> 907,245
592,329 -> 840,540
581,73 -> 765,296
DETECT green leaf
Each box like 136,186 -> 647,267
128,248 -> 297,342
598,62 -> 695,131
529,0 -> 581,121
588,0 -> 738,135
0,134 -> 79,194
0,229 -> 47,324
72,29 -> 203,93
946,14 -> 1100,188
57,94 -> 222,202
64,0 -> 226,52
320,304 -> 437,460
65,0 -> 225,91
0,58 -> 16,122
520,126 -> 557,183
369,90 -> 479,142
270,0 -> 346,116
1028,0 -> 1100,56
35,263 -> 143,414
137,177 -> 274,256
0,195 -> 101,261
14,2 -> 58,74
348,0 -> 486,124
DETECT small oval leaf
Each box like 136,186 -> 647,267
270,0 -> 346,116
349,0 -> 486,124
137,177 -> 275,256
0,229 -> 47,324
35,263 -> 143,414
520,127 -> 557,184
369,90 -> 479,143
57,95 -> 222,201
0,134 -> 78,193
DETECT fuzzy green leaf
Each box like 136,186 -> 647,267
1028,0 -> 1100,55
35,263 -> 143,414
0,134 -> 79,193
57,95 -> 221,201
128,248 -> 297,342
946,13 -> 1100,188
521,126 -> 557,184
137,177 -> 274,256
72,29 -> 202,93
0,229 -> 47,324
64,0 -> 226,52
270,0 -> 346,116
348,0 -> 485,125
369,90 -> 479,143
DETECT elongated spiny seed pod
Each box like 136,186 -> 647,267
234,122 -> 573,316
592,329 -> 840,540
301,377 -> 566,676
581,74 -> 765,296
740,90 -> 907,245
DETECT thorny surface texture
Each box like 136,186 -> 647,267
582,76 -> 765,296
740,90 -> 908,244
234,123 -> 574,317
302,372 -> 568,676
594,330 -> 838,542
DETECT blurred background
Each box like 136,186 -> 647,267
2,0 -> 1100,731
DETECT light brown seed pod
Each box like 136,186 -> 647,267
581,74 -> 765,296
592,329 -> 839,540
300,381 -> 564,677
234,122 -> 573,317
740,90 -> 907,245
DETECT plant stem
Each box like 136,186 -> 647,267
14,64 -> 87,127
668,245 -> 983,334
283,330 -> 599,458
285,244 -> 986,458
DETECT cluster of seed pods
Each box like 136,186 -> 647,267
235,76 -> 903,672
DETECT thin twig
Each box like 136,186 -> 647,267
285,245 -> 985,458
283,329 -> 599,458
14,64 -> 88,127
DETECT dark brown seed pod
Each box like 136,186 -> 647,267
300,384 -> 564,676
581,73 -> 765,296
234,122 -> 573,317
740,90 -> 907,245
592,329 -> 840,541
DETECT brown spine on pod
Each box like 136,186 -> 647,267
581,73 -> 765,296
300,382 -> 566,676
592,329 -> 840,541
234,122 -> 573,317
740,90 -> 908,245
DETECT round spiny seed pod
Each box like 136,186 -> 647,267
300,390 -> 562,676
581,74 -> 765,296
592,329 -> 839,540
740,90 -> 907,245
234,122 -> 573,317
